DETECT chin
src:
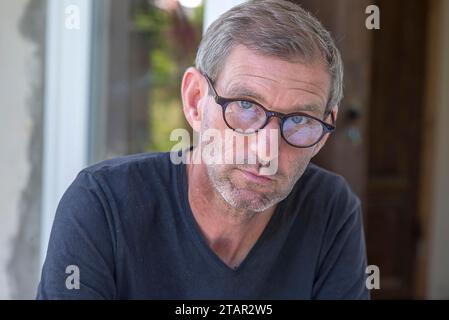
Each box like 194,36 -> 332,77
207,166 -> 284,212
223,188 -> 278,213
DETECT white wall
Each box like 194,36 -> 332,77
0,0 -> 41,299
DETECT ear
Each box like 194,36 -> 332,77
181,67 -> 207,132
311,106 -> 339,158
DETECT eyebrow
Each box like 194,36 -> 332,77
225,85 -> 324,116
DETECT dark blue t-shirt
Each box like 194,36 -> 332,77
37,151 -> 369,299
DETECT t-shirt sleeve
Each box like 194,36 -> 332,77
311,188 -> 370,300
36,171 -> 116,299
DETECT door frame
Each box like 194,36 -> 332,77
418,0 -> 449,299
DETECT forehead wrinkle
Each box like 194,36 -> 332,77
224,81 -> 268,103
218,62 -> 329,110
283,76 -> 330,102
219,74 -> 275,100
287,80 -> 328,95
287,86 -> 327,105
232,73 -> 280,84
222,72 -> 328,105
228,64 -> 329,95
222,81 -> 325,116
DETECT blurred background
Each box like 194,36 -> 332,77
0,0 -> 448,299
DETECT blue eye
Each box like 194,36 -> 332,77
238,101 -> 254,110
291,116 -> 306,124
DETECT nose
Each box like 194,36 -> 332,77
249,118 -> 281,168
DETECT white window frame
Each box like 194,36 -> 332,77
204,0 -> 246,32
40,0 -> 92,265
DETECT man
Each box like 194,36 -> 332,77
37,0 -> 369,299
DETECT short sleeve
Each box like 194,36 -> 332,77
312,196 -> 370,299
36,171 -> 116,299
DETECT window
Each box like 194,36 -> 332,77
89,0 -> 204,162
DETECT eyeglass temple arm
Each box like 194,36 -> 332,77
325,109 -> 336,128
201,72 -> 217,97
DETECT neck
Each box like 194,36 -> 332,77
186,148 -> 276,269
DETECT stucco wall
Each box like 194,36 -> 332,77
0,0 -> 46,299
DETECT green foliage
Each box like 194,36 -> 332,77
131,2 -> 203,152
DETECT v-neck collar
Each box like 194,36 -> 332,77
176,158 -> 284,274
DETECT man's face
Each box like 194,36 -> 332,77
199,45 -> 332,213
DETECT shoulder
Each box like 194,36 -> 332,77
301,162 -> 360,209
83,151 -> 170,177
58,151 -> 182,234
302,162 -> 355,192
79,151 -> 174,189
285,162 -> 362,229
71,151 -> 178,209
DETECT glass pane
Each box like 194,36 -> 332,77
89,0 -> 203,163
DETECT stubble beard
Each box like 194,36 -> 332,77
200,111 -> 309,217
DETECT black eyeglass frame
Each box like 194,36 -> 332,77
202,73 -> 336,148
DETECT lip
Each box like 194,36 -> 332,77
237,168 -> 273,184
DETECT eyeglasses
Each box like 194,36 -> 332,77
202,73 -> 336,148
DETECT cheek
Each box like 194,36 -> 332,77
201,98 -> 227,130
278,146 -> 313,178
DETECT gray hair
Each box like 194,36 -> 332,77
195,0 -> 344,112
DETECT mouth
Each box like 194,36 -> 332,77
236,168 -> 274,184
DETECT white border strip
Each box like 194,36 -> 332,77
40,0 -> 92,266
203,0 -> 245,33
